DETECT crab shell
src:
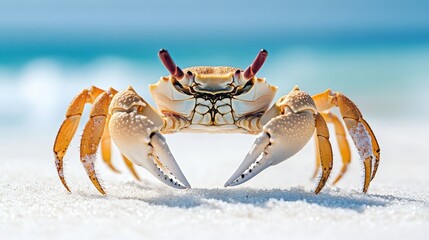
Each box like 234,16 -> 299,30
149,66 -> 278,133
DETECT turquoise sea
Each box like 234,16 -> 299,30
1,37 -> 428,136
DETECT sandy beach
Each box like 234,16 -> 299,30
1,119 -> 428,239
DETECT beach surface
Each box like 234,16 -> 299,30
1,120 -> 428,240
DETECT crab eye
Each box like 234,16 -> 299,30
178,70 -> 194,86
233,69 -> 247,85
234,69 -> 241,78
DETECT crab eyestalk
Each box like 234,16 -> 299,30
243,49 -> 268,80
159,49 -> 184,79
159,49 -> 196,86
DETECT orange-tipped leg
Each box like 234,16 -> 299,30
122,154 -> 141,181
53,87 -> 104,192
311,132 -> 321,180
360,119 -> 380,181
321,112 -> 351,185
100,115 -> 121,173
80,91 -> 113,195
314,114 -> 333,194
337,94 -> 379,193
313,90 -> 380,193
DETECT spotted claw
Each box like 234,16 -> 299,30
109,87 -> 190,189
225,110 -> 317,187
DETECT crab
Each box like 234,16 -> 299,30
53,49 -> 380,195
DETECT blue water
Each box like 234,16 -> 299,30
2,32 -> 429,64
1,38 -> 428,136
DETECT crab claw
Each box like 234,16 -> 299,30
224,132 -> 272,187
225,110 -> 316,187
109,86 -> 190,189
124,132 -> 190,189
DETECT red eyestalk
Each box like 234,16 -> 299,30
159,49 -> 184,79
243,49 -> 268,80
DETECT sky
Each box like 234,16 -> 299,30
1,0 -> 428,65
1,0 -> 428,41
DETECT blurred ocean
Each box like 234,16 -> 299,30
1,40 -> 428,135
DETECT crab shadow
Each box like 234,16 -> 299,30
90,181 -> 422,213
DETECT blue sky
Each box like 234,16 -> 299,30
1,0 -> 428,41
1,0 -> 428,63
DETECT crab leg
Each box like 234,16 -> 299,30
311,132 -> 321,179
312,112 -> 351,184
313,113 -> 333,193
122,154 -> 141,181
53,86 -> 104,192
360,119 -> 380,181
313,90 -> 380,193
80,91 -> 115,195
100,115 -> 120,173
322,112 -> 351,184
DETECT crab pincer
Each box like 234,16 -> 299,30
108,86 -> 190,189
225,87 -> 334,193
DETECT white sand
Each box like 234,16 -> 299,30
0,120 -> 428,240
